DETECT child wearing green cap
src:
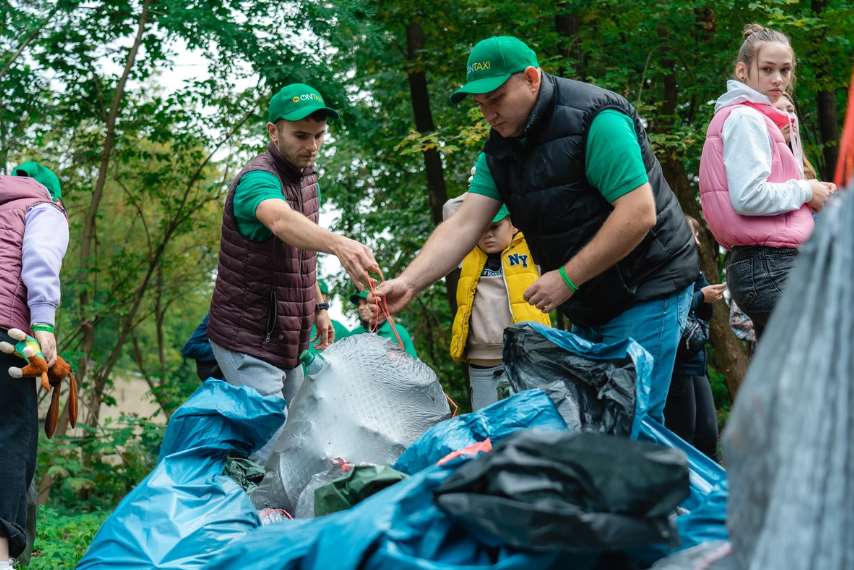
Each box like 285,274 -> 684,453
348,289 -> 418,357
444,194 -> 550,410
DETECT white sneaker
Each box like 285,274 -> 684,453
0,560 -> 14,569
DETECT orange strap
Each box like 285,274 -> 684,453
367,274 -> 457,417
834,69 -> 854,188
367,277 -> 405,351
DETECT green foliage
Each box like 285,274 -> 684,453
20,507 -> 109,570
37,414 -> 164,512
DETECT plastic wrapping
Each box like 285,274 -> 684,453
77,380 -> 285,569
435,430 -> 689,552
312,464 -> 407,516
723,193 -> 854,569
503,322 -> 652,436
393,388 -> 566,475
293,460 -> 352,518
209,463 -> 572,570
253,333 -> 450,512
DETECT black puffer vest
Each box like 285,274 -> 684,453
208,144 -> 319,369
484,73 -> 697,326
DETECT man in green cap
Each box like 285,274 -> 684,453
377,36 -> 698,424
208,82 -> 379,404
349,289 -> 418,358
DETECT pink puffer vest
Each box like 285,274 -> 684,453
0,176 -> 55,333
699,104 -> 814,250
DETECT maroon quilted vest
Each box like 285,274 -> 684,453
208,145 -> 320,369
0,176 -> 58,333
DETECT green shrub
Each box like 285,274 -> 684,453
20,507 -> 109,569
37,414 -> 164,512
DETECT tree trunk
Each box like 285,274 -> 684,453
817,89 -> 840,180
657,26 -> 749,398
811,0 -> 839,180
404,19 -> 455,314
555,3 -> 583,78
79,0 -> 153,418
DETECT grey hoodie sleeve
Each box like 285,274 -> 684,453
722,107 -> 812,216
21,203 -> 69,326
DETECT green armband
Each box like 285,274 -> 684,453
31,323 -> 55,334
558,266 -> 579,293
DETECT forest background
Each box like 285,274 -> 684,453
1,0 -> 851,566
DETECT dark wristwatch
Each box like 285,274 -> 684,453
316,302 -> 330,312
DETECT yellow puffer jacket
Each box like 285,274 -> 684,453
450,231 -> 551,362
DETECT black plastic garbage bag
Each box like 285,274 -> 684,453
434,430 -> 689,552
503,323 -> 649,436
723,192 -> 854,569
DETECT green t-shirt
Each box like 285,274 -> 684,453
232,170 -> 323,241
467,109 -> 649,204
349,321 -> 418,358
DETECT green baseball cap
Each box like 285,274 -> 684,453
12,161 -> 62,202
350,289 -> 369,304
450,36 -> 539,104
268,83 -> 340,123
492,204 -> 510,223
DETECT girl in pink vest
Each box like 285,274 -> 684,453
699,24 -> 836,339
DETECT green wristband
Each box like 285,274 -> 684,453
31,323 -> 55,334
558,266 -> 579,293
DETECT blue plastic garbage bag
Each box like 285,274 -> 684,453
77,380 -> 286,569
209,460 -> 575,570
503,322 -> 653,437
637,418 -> 728,559
393,389 -> 566,475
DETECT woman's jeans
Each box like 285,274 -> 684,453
726,246 -> 798,340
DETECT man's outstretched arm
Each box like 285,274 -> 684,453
376,193 -> 500,314
256,199 -> 379,289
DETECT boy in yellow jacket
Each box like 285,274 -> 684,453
444,196 -> 550,410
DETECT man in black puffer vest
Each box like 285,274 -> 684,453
377,36 -> 698,423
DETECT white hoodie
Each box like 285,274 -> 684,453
716,80 -> 811,216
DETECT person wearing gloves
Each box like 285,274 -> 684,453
699,24 -> 837,339
0,162 -> 69,568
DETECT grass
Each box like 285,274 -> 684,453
19,507 -> 109,570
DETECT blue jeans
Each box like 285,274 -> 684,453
573,285 -> 692,424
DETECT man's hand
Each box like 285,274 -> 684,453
331,235 -> 380,290
33,330 -> 57,367
313,310 -> 334,349
372,277 -> 418,315
701,283 -> 727,304
523,270 -> 573,314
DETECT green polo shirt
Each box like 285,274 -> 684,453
468,109 -> 649,204
232,171 -> 323,241
349,321 -> 418,358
